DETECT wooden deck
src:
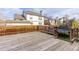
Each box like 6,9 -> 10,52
0,32 -> 79,51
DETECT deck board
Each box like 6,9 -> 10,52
0,32 -> 79,51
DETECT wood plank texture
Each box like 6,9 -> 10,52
0,32 -> 78,51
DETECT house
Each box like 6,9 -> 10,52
15,11 -> 54,25
45,17 -> 64,27
23,11 -> 45,25
14,14 -> 25,21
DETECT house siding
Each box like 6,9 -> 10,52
26,14 -> 44,25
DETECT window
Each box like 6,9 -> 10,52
20,19 -> 23,20
30,17 -> 32,19
39,22 -> 42,25
39,17 -> 42,20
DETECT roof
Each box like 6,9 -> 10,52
25,11 -> 44,17
25,11 -> 53,20
15,14 -> 25,20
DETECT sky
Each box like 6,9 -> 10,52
1,8 -> 79,20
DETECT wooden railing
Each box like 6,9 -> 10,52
0,25 -> 49,36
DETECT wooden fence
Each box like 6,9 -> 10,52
0,25 -> 49,36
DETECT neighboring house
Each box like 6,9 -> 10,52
24,11 -> 45,25
48,17 -> 63,26
49,20 -> 56,26
14,14 -> 25,21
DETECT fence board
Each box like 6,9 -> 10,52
0,25 -> 49,36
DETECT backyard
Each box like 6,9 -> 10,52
0,24 -> 78,51
0,32 -> 78,51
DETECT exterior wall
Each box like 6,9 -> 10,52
50,20 -> 56,26
26,14 -> 44,25
39,17 -> 44,25
32,22 -> 39,25
60,18 -> 64,24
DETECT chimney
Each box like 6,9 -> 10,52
40,10 -> 43,15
